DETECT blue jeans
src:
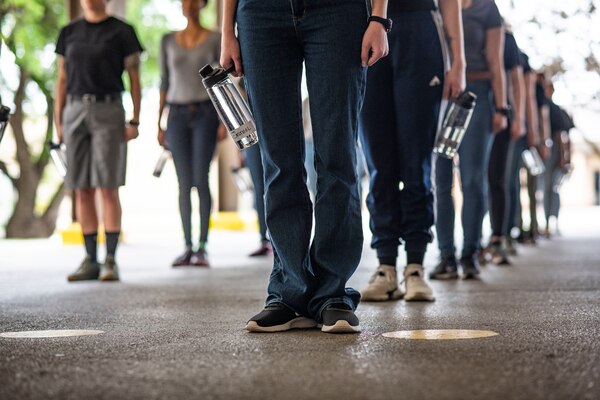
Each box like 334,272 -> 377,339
544,141 -> 561,219
237,0 -> 367,320
166,102 -> 219,246
359,10 -> 445,260
504,134 -> 527,236
435,80 -> 494,257
243,144 -> 267,241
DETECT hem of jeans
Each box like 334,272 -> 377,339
315,297 -> 355,323
265,299 -> 303,317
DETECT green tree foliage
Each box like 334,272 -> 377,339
0,0 -> 67,238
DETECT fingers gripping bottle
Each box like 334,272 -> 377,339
433,92 -> 477,159
199,65 -> 258,150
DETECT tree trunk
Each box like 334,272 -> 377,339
5,68 -> 64,238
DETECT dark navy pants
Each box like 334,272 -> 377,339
359,11 -> 445,261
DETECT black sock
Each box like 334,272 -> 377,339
105,231 -> 120,257
83,233 -> 98,262
378,257 -> 396,267
406,251 -> 425,265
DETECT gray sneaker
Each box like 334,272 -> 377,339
403,264 -> 435,302
67,257 -> 100,282
99,255 -> 120,281
360,264 -> 404,301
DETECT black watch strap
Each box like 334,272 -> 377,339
495,107 -> 512,117
368,16 -> 393,33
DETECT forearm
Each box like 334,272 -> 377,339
524,72 -> 539,140
540,106 -> 551,142
129,70 -> 141,121
439,0 -> 465,68
371,0 -> 388,17
510,67 -> 525,124
54,58 -> 67,134
490,62 -> 507,107
222,0 -> 239,36
158,90 -> 166,130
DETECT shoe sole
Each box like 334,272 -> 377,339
360,288 -> 404,302
429,273 -> 459,281
99,273 -> 119,282
321,320 -> 361,334
462,273 -> 480,280
404,292 -> 435,302
245,317 -> 317,333
67,275 -> 99,282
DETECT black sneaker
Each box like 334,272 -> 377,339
461,254 -> 481,280
321,304 -> 360,334
489,242 -> 511,265
245,303 -> 317,333
429,255 -> 459,280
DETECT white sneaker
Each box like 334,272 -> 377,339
403,264 -> 435,302
360,265 -> 404,302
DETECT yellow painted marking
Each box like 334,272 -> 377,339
0,330 -> 104,338
382,329 -> 499,340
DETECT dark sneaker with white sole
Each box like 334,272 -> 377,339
461,254 -> 481,280
67,257 -> 100,282
245,303 -> 317,332
320,304 -> 360,334
429,255 -> 459,280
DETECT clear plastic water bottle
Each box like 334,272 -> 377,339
0,105 -> 10,145
199,65 -> 258,150
48,141 -> 68,178
152,149 -> 171,178
433,92 -> 477,159
521,147 -> 546,176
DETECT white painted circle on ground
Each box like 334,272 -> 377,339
382,329 -> 499,340
0,330 -> 104,338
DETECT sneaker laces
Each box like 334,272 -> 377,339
368,267 -> 394,284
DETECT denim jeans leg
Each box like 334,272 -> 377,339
434,154 -> 456,256
244,144 -> 268,241
302,0 -> 367,320
166,107 -> 193,247
504,135 -> 526,236
190,102 -> 219,244
237,0 -> 312,316
457,81 -> 494,257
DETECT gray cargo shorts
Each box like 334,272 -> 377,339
63,95 -> 127,189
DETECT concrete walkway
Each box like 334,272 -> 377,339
0,207 -> 599,400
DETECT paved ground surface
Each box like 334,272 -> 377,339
1,207 -> 599,400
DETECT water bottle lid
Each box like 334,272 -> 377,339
199,64 -> 235,88
456,91 -> 477,109
0,105 -> 10,122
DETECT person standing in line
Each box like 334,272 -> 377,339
483,25 -> 525,265
431,0 -> 507,280
221,0 -> 389,333
503,49 -> 540,257
542,81 -> 574,237
358,0 -> 465,302
157,0 -> 222,267
55,0 -> 143,282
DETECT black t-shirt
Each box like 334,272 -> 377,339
504,33 -> 521,72
56,17 -> 143,96
536,82 -> 547,109
388,0 -> 436,14
520,52 -> 532,74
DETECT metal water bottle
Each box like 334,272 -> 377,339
199,65 -> 258,150
0,105 -> 10,145
153,149 -> 171,178
433,92 -> 477,159
48,141 -> 68,177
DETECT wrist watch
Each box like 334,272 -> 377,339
495,106 -> 512,118
128,120 -> 140,127
368,16 -> 393,33
545,138 -> 554,148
